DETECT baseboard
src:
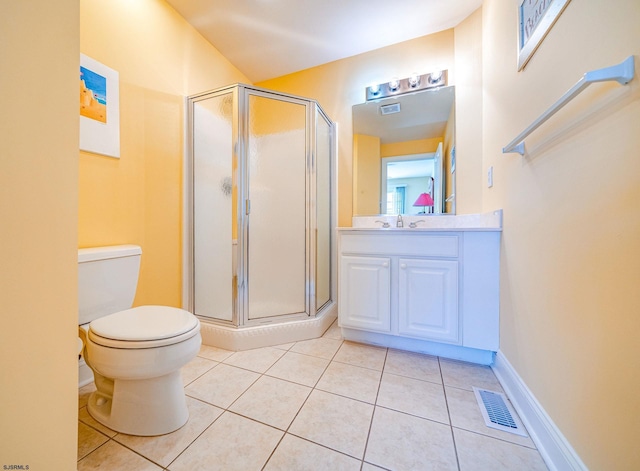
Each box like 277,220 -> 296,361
78,358 -> 94,388
492,350 -> 588,471
341,327 -> 495,365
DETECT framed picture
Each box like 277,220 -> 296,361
517,0 -> 571,71
80,54 -> 120,158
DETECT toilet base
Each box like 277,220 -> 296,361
88,370 -> 189,436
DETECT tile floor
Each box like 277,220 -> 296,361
78,321 -> 549,470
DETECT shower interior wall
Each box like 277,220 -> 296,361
186,84 -> 335,330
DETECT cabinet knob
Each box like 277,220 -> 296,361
400,263 -> 407,269
382,262 -> 389,267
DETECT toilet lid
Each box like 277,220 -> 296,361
89,305 -> 199,342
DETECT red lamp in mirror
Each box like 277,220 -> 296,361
413,192 -> 434,214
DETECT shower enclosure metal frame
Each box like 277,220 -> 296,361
183,84 -> 336,330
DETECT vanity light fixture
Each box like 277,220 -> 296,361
365,69 -> 447,101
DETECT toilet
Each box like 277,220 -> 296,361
78,245 -> 201,436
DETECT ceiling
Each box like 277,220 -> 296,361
165,0 -> 482,82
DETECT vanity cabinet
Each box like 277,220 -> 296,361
398,258 -> 458,343
338,226 -> 500,364
339,256 -> 391,332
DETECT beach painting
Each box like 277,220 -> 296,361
80,66 -> 107,123
79,54 -> 120,158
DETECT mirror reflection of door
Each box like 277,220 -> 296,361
381,153 -> 435,215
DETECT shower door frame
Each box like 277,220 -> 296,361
183,84 -> 336,329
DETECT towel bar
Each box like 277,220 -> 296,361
503,56 -> 635,155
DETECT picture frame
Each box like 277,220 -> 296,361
80,54 -> 120,158
517,0 -> 571,71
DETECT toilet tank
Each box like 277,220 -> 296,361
78,245 -> 142,325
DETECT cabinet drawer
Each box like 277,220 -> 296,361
340,233 -> 459,258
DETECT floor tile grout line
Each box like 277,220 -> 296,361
77,438 -> 112,464
450,424 -> 539,450
360,347 -> 389,467
259,431 -> 287,471
373,404 -> 453,428
164,404 -> 230,469
111,436 -> 167,469
331,357 -> 385,372
276,336 -> 345,431
381,369 -> 445,386
277,431 -> 368,465
182,358 -> 220,387
79,434 -> 165,470
439,356 -> 462,471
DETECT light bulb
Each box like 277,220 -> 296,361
388,78 -> 400,91
408,73 -> 420,87
428,70 -> 443,84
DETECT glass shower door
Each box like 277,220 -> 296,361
192,90 -> 237,323
244,92 -> 308,321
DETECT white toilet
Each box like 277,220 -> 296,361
78,245 -> 201,436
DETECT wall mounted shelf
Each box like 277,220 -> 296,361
503,55 -> 635,155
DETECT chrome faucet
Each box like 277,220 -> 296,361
409,220 -> 425,228
396,214 -> 403,228
375,220 -> 390,228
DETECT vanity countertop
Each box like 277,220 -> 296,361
341,210 -> 503,232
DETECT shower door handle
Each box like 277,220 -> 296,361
245,199 -> 250,215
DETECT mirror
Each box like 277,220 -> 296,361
352,86 -> 455,215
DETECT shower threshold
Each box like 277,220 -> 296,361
198,305 -> 337,351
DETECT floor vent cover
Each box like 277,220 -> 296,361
473,387 -> 528,437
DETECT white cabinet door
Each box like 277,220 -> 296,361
398,258 -> 459,343
339,255 -> 391,332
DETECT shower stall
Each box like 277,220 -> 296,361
184,84 -> 336,350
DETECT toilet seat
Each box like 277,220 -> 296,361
88,305 -> 200,349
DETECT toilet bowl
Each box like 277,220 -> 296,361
78,245 -> 201,436
81,306 -> 201,436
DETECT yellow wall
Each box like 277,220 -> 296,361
483,0 -> 640,469
454,7 -> 483,214
380,137 -> 442,158
258,30 -> 457,226
0,1 -> 79,469
79,0 -> 249,307
353,134 -> 381,214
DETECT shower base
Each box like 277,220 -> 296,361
199,304 -> 337,351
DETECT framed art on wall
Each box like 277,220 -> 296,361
518,0 -> 571,70
80,54 -> 120,158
